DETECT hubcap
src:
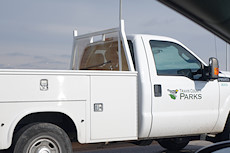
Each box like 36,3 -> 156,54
38,148 -> 50,153
27,136 -> 61,153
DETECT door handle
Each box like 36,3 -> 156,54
154,84 -> 162,97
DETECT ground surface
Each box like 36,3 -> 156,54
73,140 -> 212,153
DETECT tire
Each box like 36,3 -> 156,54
157,138 -> 189,151
133,140 -> 153,146
13,123 -> 72,153
0,150 -> 9,153
215,115 -> 230,142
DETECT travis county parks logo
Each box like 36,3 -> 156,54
167,89 -> 178,100
167,89 -> 202,100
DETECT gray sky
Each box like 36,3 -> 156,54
0,0 -> 227,70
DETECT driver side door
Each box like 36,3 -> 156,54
143,38 -> 219,137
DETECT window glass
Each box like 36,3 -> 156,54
150,40 -> 202,79
128,40 -> 136,69
72,31 -> 129,71
80,40 -> 128,71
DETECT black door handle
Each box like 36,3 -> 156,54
154,84 -> 162,97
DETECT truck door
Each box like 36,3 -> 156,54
142,37 -> 219,137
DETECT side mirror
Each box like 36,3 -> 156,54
209,57 -> 219,80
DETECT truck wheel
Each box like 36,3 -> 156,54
133,140 -> 153,146
13,123 -> 72,153
157,138 -> 189,151
215,115 -> 230,142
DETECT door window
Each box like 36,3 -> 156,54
150,40 -> 202,80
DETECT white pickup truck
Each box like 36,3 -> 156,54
0,21 -> 229,153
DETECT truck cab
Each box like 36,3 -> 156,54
127,34 -> 221,139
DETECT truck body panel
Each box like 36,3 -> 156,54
127,35 -> 153,138
0,70 -> 137,149
90,75 -> 137,141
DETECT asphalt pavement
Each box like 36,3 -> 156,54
73,140 -> 213,153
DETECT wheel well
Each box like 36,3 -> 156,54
14,112 -> 78,142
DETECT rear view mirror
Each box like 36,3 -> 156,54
209,57 -> 219,80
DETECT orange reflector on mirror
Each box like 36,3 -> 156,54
214,68 -> 219,75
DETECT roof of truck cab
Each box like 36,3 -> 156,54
127,34 -> 183,45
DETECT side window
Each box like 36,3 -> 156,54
150,40 -> 202,80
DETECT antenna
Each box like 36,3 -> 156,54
118,0 -> 122,71
119,0 -> 122,24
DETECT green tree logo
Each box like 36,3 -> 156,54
167,89 -> 178,100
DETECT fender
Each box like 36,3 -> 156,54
212,82 -> 230,133
1,101 -> 86,149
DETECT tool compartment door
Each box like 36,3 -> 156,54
90,73 -> 137,141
